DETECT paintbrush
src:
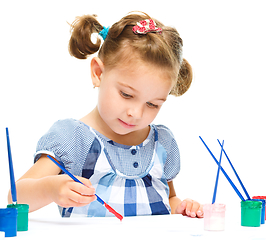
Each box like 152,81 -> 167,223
217,139 -> 251,200
212,140 -> 224,204
199,136 -> 245,201
47,155 -> 123,220
6,128 -> 17,205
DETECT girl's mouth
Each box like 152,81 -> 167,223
118,119 -> 136,129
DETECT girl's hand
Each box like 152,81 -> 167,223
175,198 -> 204,218
47,175 -> 97,208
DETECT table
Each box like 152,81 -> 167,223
8,214 -> 265,240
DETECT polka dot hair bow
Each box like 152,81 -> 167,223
132,19 -> 162,35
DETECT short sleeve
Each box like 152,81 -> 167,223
156,125 -> 180,182
34,119 -> 95,176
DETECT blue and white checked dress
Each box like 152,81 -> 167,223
34,119 -> 180,217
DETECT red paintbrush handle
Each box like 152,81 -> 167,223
104,203 -> 123,221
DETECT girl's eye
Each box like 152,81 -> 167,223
120,91 -> 158,108
146,102 -> 158,109
120,91 -> 132,98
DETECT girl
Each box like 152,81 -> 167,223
8,12 -> 203,218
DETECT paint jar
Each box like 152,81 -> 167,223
0,208 -> 17,237
251,199 -> 265,224
241,200 -> 262,227
7,203 -> 29,231
252,196 -> 266,220
203,203 -> 226,231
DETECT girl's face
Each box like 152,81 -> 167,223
94,59 -> 174,140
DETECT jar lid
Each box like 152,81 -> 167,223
252,196 -> 266,200
252,199 -> 266,205
0,208 -> 18,217
7,203 -> 29,211
241,200 -> 262,208
203,203 -> 226,212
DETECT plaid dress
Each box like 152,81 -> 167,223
34,119 -> 180,217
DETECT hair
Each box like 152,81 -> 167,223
68,12 -> 192,96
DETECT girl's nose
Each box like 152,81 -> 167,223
127,105 -> 144,119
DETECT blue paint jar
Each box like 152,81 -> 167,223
0,208 -> 17,237
252,199 -> 265,224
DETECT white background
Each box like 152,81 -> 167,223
0,0 -> 265,217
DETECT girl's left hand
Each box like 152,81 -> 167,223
175,198 -> 204,218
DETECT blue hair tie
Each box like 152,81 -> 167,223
99,26 -> 110,40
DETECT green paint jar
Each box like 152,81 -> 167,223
241,200 -> 262,227
7,204 -> 29,231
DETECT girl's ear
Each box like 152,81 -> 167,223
91,57 -> 104,88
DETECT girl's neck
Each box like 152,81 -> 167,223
80,107 -> 150,146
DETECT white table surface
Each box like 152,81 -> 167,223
8,213 -> 265,240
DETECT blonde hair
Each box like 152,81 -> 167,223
69,12 -> 192,96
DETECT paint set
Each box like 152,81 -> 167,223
200,137 -> 265,231
0,128 -> 29,237
1,128 -> 264,236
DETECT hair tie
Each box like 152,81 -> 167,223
132,19 -> 162,35
99,26 -> 110,40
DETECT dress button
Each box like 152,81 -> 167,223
133,162 -> 139,168
131,149 -> 137,155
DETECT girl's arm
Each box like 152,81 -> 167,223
8,155 -> 96,212
168,181 -> 203,218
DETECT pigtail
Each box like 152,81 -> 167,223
170,58 -> 193,96
68,15 -> 103,59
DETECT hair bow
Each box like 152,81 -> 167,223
132,19 -> 162,35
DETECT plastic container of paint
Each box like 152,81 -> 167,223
251,199 -> 265,224
252,196 -> 266,220
241,200 -> 262,227
0,208 -> 17,237
203,203 -> 226,231
7,203 -> 29,231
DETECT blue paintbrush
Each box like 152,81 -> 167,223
217,139 -> 251,200
6,128 -> 17,204
199,136 -> 245,201
47,155 -> 123,220
212,140 -> 224,204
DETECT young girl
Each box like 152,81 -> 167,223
8,12 -> 203,218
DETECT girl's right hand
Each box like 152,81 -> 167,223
47,175 -> 97,208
